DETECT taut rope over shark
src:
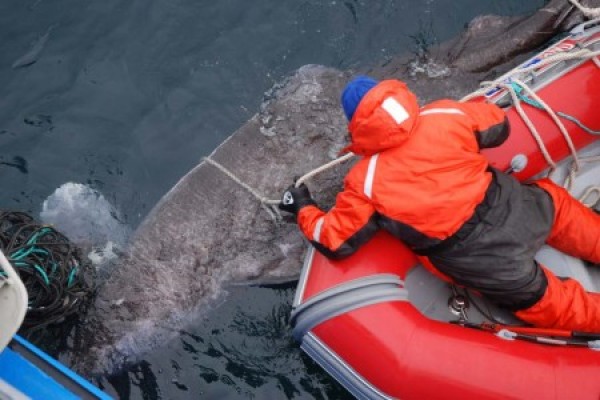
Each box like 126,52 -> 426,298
202,152 -> 355,222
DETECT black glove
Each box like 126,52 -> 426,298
279,183 -> 317,216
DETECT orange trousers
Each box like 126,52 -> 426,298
515,179 -> 600,332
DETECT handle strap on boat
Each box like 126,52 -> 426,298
290,273 -> 408,341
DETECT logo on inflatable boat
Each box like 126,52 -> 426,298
484,39 -> 579,98
519,40 -> 576,71
539,41 -> 576,58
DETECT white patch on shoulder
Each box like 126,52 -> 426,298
382,97 -> 409,125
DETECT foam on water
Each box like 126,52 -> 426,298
408,57 -> 451,79
39,182 -> 130,267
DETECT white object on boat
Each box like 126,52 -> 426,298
0,250 -> 28,352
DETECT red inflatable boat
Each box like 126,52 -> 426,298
291,19 -> 600,400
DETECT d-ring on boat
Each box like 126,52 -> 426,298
291,19 -> 600,400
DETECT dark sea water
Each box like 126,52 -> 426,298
0,1 -> 544,399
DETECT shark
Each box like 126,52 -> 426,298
63,0 -> 598,375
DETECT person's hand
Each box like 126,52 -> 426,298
278,183 -> 316,216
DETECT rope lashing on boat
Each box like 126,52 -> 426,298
568,0 -> 600,18
508,83 -> 600,202
203,152 -> 355,221
511,83 -> 600,137
506,79 -> 581,188
462,45 -> 600,192
462,47 -> 600,103
0,211 -> 95,333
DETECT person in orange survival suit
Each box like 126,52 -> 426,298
279,76 -> 600,332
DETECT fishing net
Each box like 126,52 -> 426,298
0,211 -> 95,332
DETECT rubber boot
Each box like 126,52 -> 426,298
535,178 -> 600,264
515,266 -> 600,332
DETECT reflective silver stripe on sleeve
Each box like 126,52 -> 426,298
381,97 -> 409,124
419,108 -> 465,116
364,154 -> 379,199
313,217 -> 325,243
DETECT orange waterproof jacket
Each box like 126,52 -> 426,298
297,80 -> 508,258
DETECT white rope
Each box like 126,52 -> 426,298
203,151 -> 355,221
461,43 -> 600,192
503,82 -> 558,172
575,155 -> 600,206
462,49 -> 600,102
580,186 -> 600,207
568,0 -> 600,18
202,157 -> 282,221
511,77 -> 580,189
294,152 -> 355,187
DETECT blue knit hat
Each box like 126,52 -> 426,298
341,75 -> 378,121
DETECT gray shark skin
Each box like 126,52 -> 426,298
74,65 -> 352,375
71,3 -> 598,376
